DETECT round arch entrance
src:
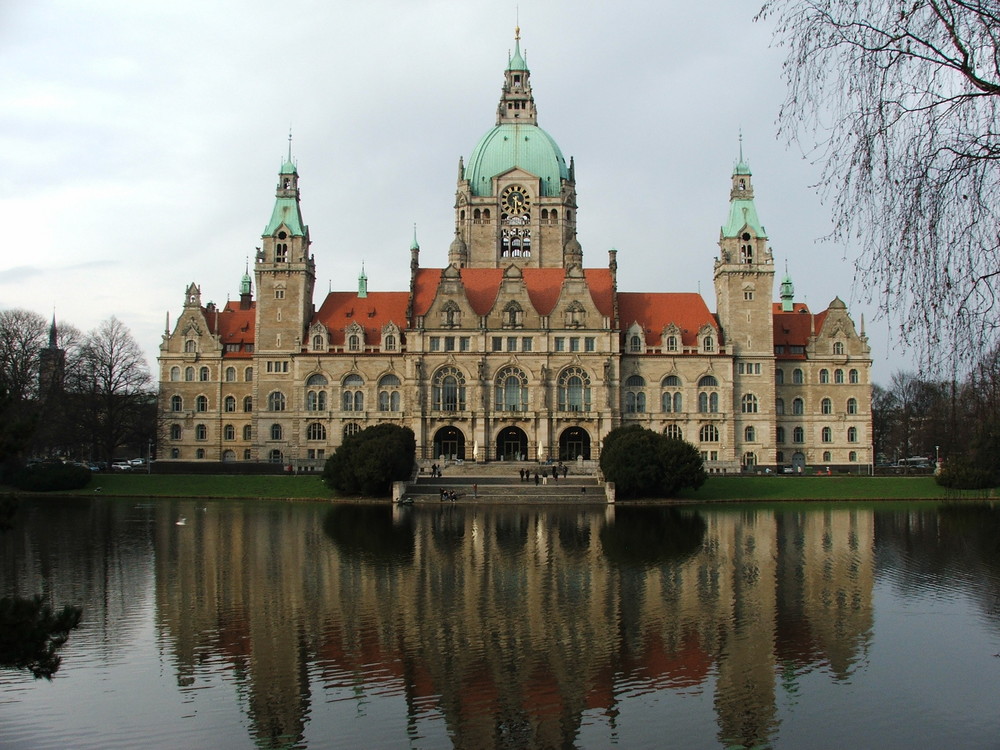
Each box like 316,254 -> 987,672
496,426 -> 528,461
559,426 -> 591,460
433,426 -> 466,461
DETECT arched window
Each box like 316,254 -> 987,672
495,367 -> 528,412
224,424 -> 235,441
775,368 -> 784,385
849,369 -> 860,384
195,424 -> 207,440
699,424 -> 719,442
270,423 -> 282,440
245,367 -> 253,382
267,391 -> 286,411
502,301 -> 523,328
793,427 -> 805,443
243,425 -> 252,440
698,375 -> 719,414
170,395 -> 182,411
822,426 -> 832,442
199,367 -> 210,382
698,375 -> 718,387
745,425 -> 756,442
662,391 -> 682,413
225,367 -> 236,382
666,336 -> 678,352
792,368 -> 804,384
848,426 -> 858,443
792,398 -> 804,415
196,395 -> 208,412
170,367 -> 180,381
184,340 -> 196,353
664,425 -> 682,440
344,423 -> 361,438
833,341 -> 845,355
775,398 -> 785,415
306,423 -> 326,441
835,369 -> 845,384
849,451 -> 858,462
703,336 -> 715,352
819,369 -> 830,384
558,367 -> 591,412
378,373 -> 401,412
433,367 -> 466,411
224,395 -> 236,412
822,451 -> 832,462
312,334 -> 325,350
384,334 -> 397,351
243,396 -> 253,412
741,394 -> 758,413
847,398 -> 858,414
662,375 -> 681,387
348,334 -> 361,351
171,448 -> 180,459
170,424 -> 181,440
268,449 -> 283,464
307,390 -> 328,411
624,375 -> 646,413
821,397 -> 832,415
629,335 -> 642,353
196,448 -> 205,460
185,367 -> 194,382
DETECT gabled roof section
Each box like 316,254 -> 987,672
206,301 -> 256,357
264,196 -> 306,236
617,292 -> 716,347
410,267 -> 615,319
772,302 -> 829,356
314,291 -> 410,346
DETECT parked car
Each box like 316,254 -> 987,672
129,458 -> 145,467
111,462 -> 133,472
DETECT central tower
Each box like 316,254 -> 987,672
452,29 -> 582,269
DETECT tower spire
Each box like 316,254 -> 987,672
497,27 -> 536,125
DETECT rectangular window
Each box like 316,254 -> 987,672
521,337 -> 532,352
507,337 -> 517,352
570,337 -> 580,352
429,337 -> 441,352
585,337 -> 595,352
224,344 -> 240,353
710,451 -> 718,461
790,345 -> 805,354
738,363 -> 745,374
492,337 -> 502,352
774,345 -> 785,354
460,337 -> 471,352
444,336 -> 455,352
554,337 -> 565,352
274,289 -> 284,299
265,361 -> 288,373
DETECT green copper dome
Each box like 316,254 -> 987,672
465,122 -> 569,198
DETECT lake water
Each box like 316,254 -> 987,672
1,497 -> 999,749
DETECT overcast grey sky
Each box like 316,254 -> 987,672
0,0 -> 913,382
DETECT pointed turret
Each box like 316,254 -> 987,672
239,260 -> 253,310
358,263 -> 368,298
47,314 -> 58,348
780,267 -> 795,312
497,26 -> 537,126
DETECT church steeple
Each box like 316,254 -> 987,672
497,27 -> 537,126
780,265 -> 795,312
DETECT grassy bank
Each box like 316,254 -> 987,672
64,473 -> 335,499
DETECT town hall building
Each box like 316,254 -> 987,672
157,31 -> 873,473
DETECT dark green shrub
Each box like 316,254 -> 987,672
323,424 -> 416,496
10,463 -> 92,492
935,457 -> 996,490
600,425 -> 707,499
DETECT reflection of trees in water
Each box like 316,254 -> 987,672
0,595 -> 82,679
600,508 -> 706,568
431,505 -> 466,553
557,514 -> 591,557
494,513 -> 529,554
323,504 -> 415,566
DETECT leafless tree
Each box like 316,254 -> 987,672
70,317 -> 153,462
0,309 -> 48,400
758,0 -> 1000,370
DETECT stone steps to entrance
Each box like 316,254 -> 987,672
402,465 -> 607,504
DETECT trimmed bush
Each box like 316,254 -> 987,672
600,425 -> 707,499
10,463 -> 92,492
323,424 -> 416,497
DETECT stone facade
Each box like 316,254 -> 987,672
157,33 -> 872,472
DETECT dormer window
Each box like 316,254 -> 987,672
703,336 -> 714,352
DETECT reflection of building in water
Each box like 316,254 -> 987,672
152,504 -> 874,748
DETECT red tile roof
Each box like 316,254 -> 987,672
772,303 -> 827,356
313,291 -> 410,346
411,267 -> 615,318
206,302 -> 256,358
617,292 -> 717,347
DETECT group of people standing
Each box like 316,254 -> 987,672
518,463 -> 568,484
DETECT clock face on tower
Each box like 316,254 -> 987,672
501,184 -> 530,215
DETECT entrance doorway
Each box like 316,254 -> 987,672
791,451 -> 806,472
558,427 -> 591,460
433,426 -> 465,460
496,426 -> 528,461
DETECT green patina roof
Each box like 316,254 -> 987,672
264,197 -> 306,236
509,38 -> 527,71
280,159 -> 297,175
465,122 -> 569,197
722,199 -> 765,238
734,157 -> 751,175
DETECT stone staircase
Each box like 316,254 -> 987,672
398,461 -> 610,504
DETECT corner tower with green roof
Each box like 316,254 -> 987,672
454,28 -> 581,269
254,144 -> 316,357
